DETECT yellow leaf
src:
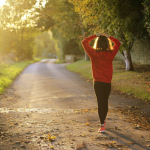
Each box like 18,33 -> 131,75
51,135 -> 56,140
51,146 -> 54,149
84,109 -> 88,112
145,140 -> 150,142
75,111 -> 80,114
85,122 -> 89,126
48,134 -> 51,141
48,134 -> 56,141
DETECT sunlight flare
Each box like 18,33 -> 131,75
0,0 -> 6,7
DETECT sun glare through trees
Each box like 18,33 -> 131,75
0,0 -> 6,7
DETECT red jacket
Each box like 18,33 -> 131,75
82,35 -> 121,83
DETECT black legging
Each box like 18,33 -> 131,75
94,81 -> 111,124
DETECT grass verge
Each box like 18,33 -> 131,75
66,58 -> 150,101
0,57 -> 44,94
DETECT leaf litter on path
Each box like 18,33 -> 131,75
114,105 -> 150,131
76,141 -> 86,150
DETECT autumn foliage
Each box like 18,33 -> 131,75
143,0 -> 150,35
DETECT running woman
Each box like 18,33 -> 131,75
82,33 -> 121,132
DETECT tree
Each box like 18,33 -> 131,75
35,31 -> 56,57
143,0 -> 150,35
0,0 -> 38,60
69,0 -> 148,71
35,0 -> 86,60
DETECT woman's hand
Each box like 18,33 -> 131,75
96,33 -> 103,37
103,33 -> 110,38
96,33 -> 110,38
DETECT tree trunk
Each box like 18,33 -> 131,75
85,51 -> 90,61
123,50 -> 134,71
80,21 -> 90,61
21,28 -> 24,48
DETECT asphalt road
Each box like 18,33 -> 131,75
0,59 -> 150,150
11,59 -> 97,110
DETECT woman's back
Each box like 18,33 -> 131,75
82,34 -> 121,83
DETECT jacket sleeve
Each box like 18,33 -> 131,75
81,35 -> 97,57
109,36 -> 121,58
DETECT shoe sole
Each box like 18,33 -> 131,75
98,130 -> 105,133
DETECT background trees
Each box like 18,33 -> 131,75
143,0 -> 150,35
35,0 -> 149,70
0,0 -> 38,61
68,0 -> 148,71
35,0 -> 84,60
0,0 -> 149,71
35,31 -> 56,58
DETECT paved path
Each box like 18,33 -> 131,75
0,59 -> 150,150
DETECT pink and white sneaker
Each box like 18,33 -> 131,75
98,126 -> 105,133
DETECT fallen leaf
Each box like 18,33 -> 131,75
127,142 -> 134,144
48,134 -> 56,141
84,109 -> 88,112
139,135 -> 143,138
75,111 -> 80,114
145,140 -> 150,142
85,122 -> 89,126
51,146 -> 54,149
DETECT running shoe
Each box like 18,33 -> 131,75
98,126 -> 105,133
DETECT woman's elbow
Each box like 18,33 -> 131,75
117,41 -> 121,47
81,39 -> 86,44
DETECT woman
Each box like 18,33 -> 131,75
82,33 -> 121,132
